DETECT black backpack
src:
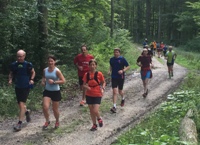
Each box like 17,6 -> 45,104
86,71 -> 100,86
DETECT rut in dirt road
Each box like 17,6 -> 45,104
0,56 -> 187,145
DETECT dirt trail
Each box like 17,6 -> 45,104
0,52 -> 187,145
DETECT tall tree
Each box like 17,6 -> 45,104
110,0 -> 114,37
146,0 -> 151,37
37,0 -> 48,73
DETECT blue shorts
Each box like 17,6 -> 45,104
140,70 -> 151,80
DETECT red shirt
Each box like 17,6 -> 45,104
83,71 -> 105,97
74,54 -> 94,77
137,55 -> 152,70
160,43 -> 164,49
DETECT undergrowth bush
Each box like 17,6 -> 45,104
176,48 -> 200,70
113,88 -> 200,145
180,37 -> 200,52
90,29 -> 140,76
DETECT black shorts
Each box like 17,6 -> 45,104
15,88 -> 30,103
111,78 -> 124,90
167,60 -> 174,66
86,96 -> 102,105
78,76 -> 83,86
43,90 -> 62,102
167,62 -> 174,66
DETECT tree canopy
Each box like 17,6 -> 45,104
0,0 -> 199,76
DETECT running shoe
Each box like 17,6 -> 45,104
80,100 -> 86,106
42,121 -> 50,129
90,124 -> 97,131
121,99 -> 125,107
142,93 -> 147,98
146,89 -> 148,96
13,123 -> 22,131
55,122 -> 59,129
110,107 -> 116,113
25,110 -> 31,122
97,118 -> 103,127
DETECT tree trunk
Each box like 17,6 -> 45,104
38,0 -> 48,74
124,0 -> 129,30
110,0 -> 114,38
179,109 -> 198,145
158,0 -> 161,42
146,0 -> 151,37
0,0 -> 7,13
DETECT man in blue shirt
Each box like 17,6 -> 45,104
8,50 -> 35,131
143,38 -> 148,48
108,48 -> 130,113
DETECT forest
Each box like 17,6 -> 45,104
1,0 -> 200,144
1,0 -> 200,77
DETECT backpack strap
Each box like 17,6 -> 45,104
94,71 -> 100,85
86,71 -> 100,87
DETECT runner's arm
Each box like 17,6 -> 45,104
108,66 -> 112,75
122,65 -> 130,72
8,71 -> 13,84
54,70 -> 66,85
41,69 -> 46,86
30,68 -> 35,80
82,73 -> 91,90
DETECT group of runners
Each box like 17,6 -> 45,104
143,39 -> 170,58
143,38 -> 177,79
8,43 -> 176,132
8,51 -> 66,131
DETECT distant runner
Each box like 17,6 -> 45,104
137,48 -> 153,98
165,46 -> 177,79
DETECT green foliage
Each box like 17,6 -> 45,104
175,47 -> 200,70
179,37 -> 200,53
112,90 -> 200,145
90,29 -> 140,76
0,86 -> 17,117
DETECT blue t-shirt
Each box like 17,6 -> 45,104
163,46 -> 168,51
10,61 -> 33,88
143,41 -> 148,47
110,56 -> 129,79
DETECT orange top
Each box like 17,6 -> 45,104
83,71 -> 105,97
153,42 -> 157,49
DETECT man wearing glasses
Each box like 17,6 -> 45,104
8,50 -> 35,131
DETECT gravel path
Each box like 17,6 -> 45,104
0,53 -> 187,145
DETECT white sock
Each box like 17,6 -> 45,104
113,104 -> 116,108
